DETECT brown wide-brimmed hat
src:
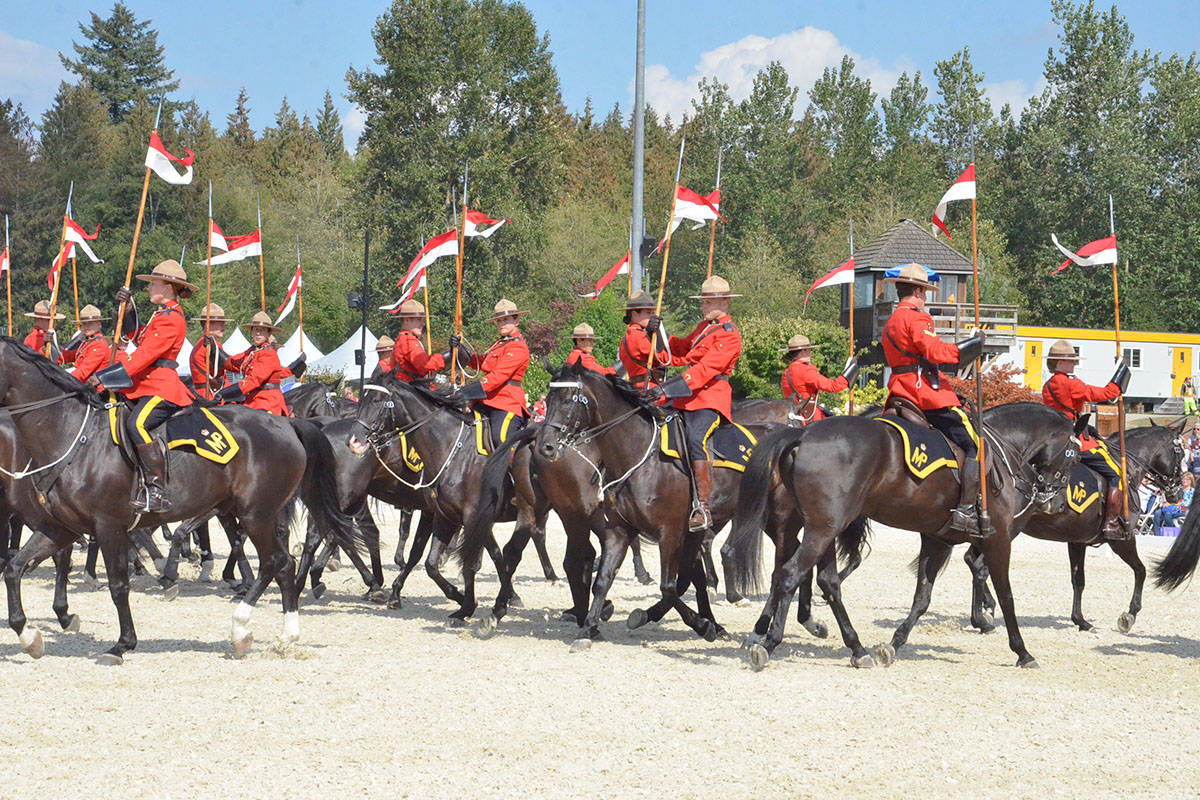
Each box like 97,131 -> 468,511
376,335 -> 395,352
135,259 -> 199,297
883,262 -> 937,291
689,275 -> 742,299
77,304 -> 109,323
193,303 -> 232,324
487,298 -> 529,322
1046,339 -> 1080,363
624,291 -> 655,311
572,323 -> 596,340
24,300 -> 66,321
779,333 -> 812,354
242,310 -> 281,333
397,299 -> 425,318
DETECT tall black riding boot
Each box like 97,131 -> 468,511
133,441 -> 171,513
1101,484 -> 1131,541
689,460 -> 713,532
948,457 -> 995,539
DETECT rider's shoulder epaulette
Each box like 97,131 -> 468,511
722,322 -> 736,332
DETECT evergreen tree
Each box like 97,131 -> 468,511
315,90 -> 345,162
932,47 -> 995,175
60,2 -> 180,121
225,87 -> 255,150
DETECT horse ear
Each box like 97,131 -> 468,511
540,356 -> 555,375
1073,413 -> 1091,436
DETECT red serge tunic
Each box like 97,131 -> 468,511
467,333 -> 530,417
189,338 -> 232,400
566,348 -> 615,375
619,323 -> 669,387
227,344 -> 290,416
1042,371 -> 1120,451
68,334 -> 111,383
120,300 -> 193,407
881,298 -> 961,411
666,314 -> 742,420
391,330 -> 446,383
781,360 -> 848,422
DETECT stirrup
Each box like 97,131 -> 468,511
688,504 -> 712,533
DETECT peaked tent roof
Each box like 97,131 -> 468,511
176,337 -> 193,375
277,328 -> 323,365
853,218 -> 973,275
224,329 -> 251,353
311,326 -> 378,381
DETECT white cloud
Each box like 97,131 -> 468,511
341,104 -> 366,151
638,27 -> 904,121
982,77 -> 1046,114
0,30 -> 70,119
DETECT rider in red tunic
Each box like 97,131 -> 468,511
373,336 -> 395,378
1041,338 -> 1130,539
219,311 -> 290,416
566,323 -> 615,375
618,291 -> 669,389
779,333 -> 857,424
880,263 -> 989,538
66,304 -> 112,384
189,303 -> 234,401
389,299 -> 450,385
22,300 -> 65,359
645,276 -> 743,532
101,259 -> 197,512
454,299 -> 530,449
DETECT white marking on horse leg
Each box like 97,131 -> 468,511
18,627 -> 37,649
231,600 -> 253,643
282,610 -> 300,643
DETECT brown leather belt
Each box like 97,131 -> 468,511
251,382 -> 281,392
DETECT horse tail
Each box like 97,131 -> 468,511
836,515 -> 871,572
289,417 -> 371,558
1154,502 -> 1200,591
454,425 -> 538,569
727,424 -> 806,597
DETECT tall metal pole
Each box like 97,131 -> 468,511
4,215 -> 10,337
256,194 -> 266,312
1110,194 -> 1129,524
629,0 -> 646,293
971,165 -> 989,531
705,148 -> 722,279
360,230 -> 369,393
848,220 -> 855,414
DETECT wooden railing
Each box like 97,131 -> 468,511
872,301 -> 1018,350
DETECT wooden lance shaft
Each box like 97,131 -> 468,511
111,164 -> 153,362
450,170 -> 468,386
423,281 -> 432,353
298,268 -> 305,358
971,188 -> 988,519
5,215 -> 11,338
1113,261 -> 1129,520
848,222 -> 856,415
71,253 -> 80,328
46,214 -> 69,357
645,185 -> 678,374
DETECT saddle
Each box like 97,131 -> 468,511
108,399 -> 240,465
470,409 -> 522,456
883,395 -> 931,428
660,415 -> 758,472
876,416 -> 960,479
1064,463 -> 1102,514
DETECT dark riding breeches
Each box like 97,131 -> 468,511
125,395 -> 181,444
486,407 -> 527,451
681,408 -> 721,462
925,406 -> 979,460
1081,451 -> 1120,488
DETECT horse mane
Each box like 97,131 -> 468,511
376,374 -> 468,418
1,336 -> 105,408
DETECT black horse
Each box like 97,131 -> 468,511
728,401 -> 1085,669
963,422 -> 1183,634
0,337 -> 363,663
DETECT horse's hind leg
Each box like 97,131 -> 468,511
52,546 -> 80,632
980,533 -> 1035,667
219,515 -> 253,594
424,523 -> 468,614
5,532 -> 62,658
393,508 -> 413,567
1107,538 -> 1145,633
229,520 -> 286,657
97,528 -> 137,664
886,534 -> 953,659
84,535 -> 100,587
579,530 -> 630,640
964,545 -> 996,633
389,511 -> 433,609
352,506 -> 387,602
560,521 -> 595,624
194,520 -> 214,582
1068,542 -> 1093,631
628,536 -> 654,585
814,549 -> 871,666
530,524 -> 558,583
699,528 -> 719,597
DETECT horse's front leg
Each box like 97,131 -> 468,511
884,534 -> 953,661
97,528 -> 137,664
1107,537 -> 1146,633
964,544 -> 996,632
1067,541 -> 1093,631
51,546 -> 80,632
6,532 -> 62,658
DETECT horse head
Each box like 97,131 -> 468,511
1126,424 -> 1185,503
537,359 -> 594,461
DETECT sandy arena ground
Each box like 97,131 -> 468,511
0,510 -> 1197,799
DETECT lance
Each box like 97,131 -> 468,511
848,219 -> 856,414
297,239 -> 305,358
47,181 -> 73,357
647,137 -> 686,373
359,230 -> 369,394
69,187 -> 81,329
3,214 -> 10,337
705,147 -> 722,279
451,163 -> 468,386
256,194 -> 266,312
1110,194 -> 1130,525
111,97 -> 163,362
420,235 -> 432,353
969,157 -> 990,536
204,182 -> 216,386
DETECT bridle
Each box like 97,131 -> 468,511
981,419 -> 1082,516
353,383 -> 466,490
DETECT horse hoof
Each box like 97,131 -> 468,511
559,609 -> 581,625
874,643 -> 896,667
748,644 -> 770,672
981,610 -> 994,628
1019,657 -> 1040,669
700,621 -> 719,643
626,609 -> 648,630
64,614 -> 81,633
326,558 -> 341,573
83,574 -> 100,590
311,583 -> 326,601
95,652 -> 123,666
570,638 -> 592,652
21,629 -> 44,659
733,597 -> 751,608
162,583 -> 180,602
851,653 -> 875,669
446,615 -> 469,628
803,620 -> 829,639
233,633 -> 254,659
475,615 -> 498,639
1117,611 -> 1135,634
387,596 -> 403,610
198,562 -> 213,583
509,595 -> 524,609
636,572 -> 654,586
367,588 -> 388,605
601,600 -> 615,622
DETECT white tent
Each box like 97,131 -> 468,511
278,327 -> 323,365
176,337 -> 193,375
224,328 -> 251,354
312,325 -> 378,381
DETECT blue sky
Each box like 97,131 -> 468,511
3,1 -> 1198,148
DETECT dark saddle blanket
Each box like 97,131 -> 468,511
876,416 -> 959,480
108,400 -> 240,464
1065,463 -> 1102,514
660,416 -> 758,472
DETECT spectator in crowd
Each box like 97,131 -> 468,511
1183,376 -> 1197,416
1187,424 -> 1200,480
532,393 -> 547,422
1153,472 -> 1193,535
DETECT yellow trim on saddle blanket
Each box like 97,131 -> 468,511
877,417 -> 959,479
659,417 -> 755,471
166,408 -> 240,464
399,433 -> 424,472
472,409 -> 516,456
1089,439 -> 1125,491
1066,481 -> 1101,514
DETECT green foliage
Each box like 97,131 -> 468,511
732,315 -> 849,399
